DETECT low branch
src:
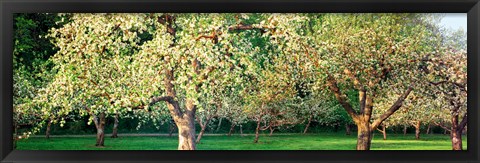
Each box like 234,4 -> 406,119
326,74 -> 359,122
434,121 -> 452,132
371,84 -> 414,130
149,96 -> 175,105
458,112 -> 467,131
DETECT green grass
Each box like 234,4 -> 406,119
16,133 -> 467,150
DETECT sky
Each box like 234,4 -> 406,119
439,13 -> 467,31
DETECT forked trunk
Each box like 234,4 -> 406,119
254,120 -> 261,143
269,127 -> 274,136
303,115 -> 313,134
228,123 -> 235,136
46,120 -> 52,139
95,112 -> 106,147
377,124 -> 386,140
176,118 -> 196,150
111,113 -> 119,138
356,122 -> 372,150
414,121 -> 421,140
345,123 -> 351,135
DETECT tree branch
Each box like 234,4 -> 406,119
149,96 -> 175,105
371,84 -> 414,130
326,74 -> 359,122
434,121 -> 452,132
458,112 -> 467,131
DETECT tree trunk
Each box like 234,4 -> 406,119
356,121 -> 372,150
269,127 -> 274,136
196,126 -> 206,144
451,113 -> 463,150
379,124 -> 387,140
444,129 -> 448,135
403,125 -> 407,135
168,121 -> 175,137
414,121 -> 421,140
176,117 -> 196,150
426,124 -> 431,134
95,112 -> 106,147
196,115 -> 214,144
345,123 -> 351,135
240,124 -> 244,136
111,113 -> 119,138
228,123 -> 235,136
303,115 -> 313,134
253,120 -> 261,143
451,130 -> 462,150
216,118 -> 223,132
45,120 -> 52,139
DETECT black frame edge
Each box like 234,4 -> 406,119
1,1 -> 14,162
467,1 -> 480,161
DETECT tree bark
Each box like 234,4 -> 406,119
45,120 -> 52,139
168,122 -> 175,137
95,112 -> 106,147
111,113 -> 119,138
451,130 -> 462,150
382,125 -> 387,140
403,125 -> 407,135
303,115 -> 313,134
450,111 -> 466,150
228,123 -> 235,136
426,124 -> 431,134
216,118 -> 223,132
196,123 -> 207,144
240,124 -> 244,136
176,116 -> 196,150
414,121 -> 421,140
356,121 -> 372,150
376,124 -> 387,140
254,120 -> 261,143
345,123 -> 351,135
269,127 -> 275,136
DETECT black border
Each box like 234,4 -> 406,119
1,0 -> 479,163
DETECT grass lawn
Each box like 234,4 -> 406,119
16,133 -> 467,150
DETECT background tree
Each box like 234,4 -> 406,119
218,91 -> 248,136
13,13 -> 67,145
39,13 -> 151,147
269,13 -> 437,150
424,48 -> 467,150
